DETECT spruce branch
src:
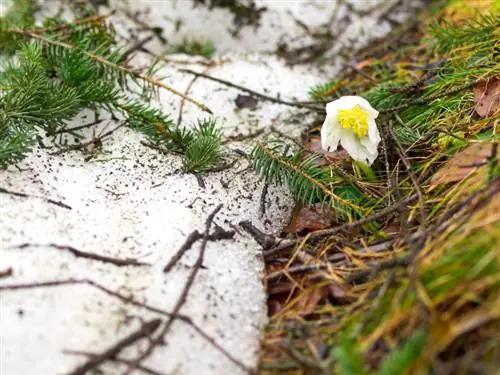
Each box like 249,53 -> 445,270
8,28 -> 213,114
0,4 -> 222,171
251,141 -> 367,221
184,118 -> 222,173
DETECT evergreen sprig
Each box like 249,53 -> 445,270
308,79 -> 343,101
0,1 -> 222,172
251,141 -> 368,222
429,13 -> 500,55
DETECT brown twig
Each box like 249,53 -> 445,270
263,194 -> 419,257
387,122 -> 427,225
163,230 -> 202,273
50,123 -> 124,156
64,350 -> 164,375
176,66 -> 211,128
120,35 -> 154,62
240,220 -> 276,250
179,69 -> 323,111
0,279 -> 183,318
163,226 -> 234,273
12,243 -> 150,267
0,186 -> 72,210
0,267 -> 13,279
50,118 -> 108,135
8,28 -> 212,114
68,319 -> 162,375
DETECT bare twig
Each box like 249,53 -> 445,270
50,123 -> 124,155
176,66 -> 211,128
68,319 -> 162,375
0,267 -> 13,279
240,220 -> 276,250
163,230 -> 202,273
64,350 -> 165,375
120,35 -> 154,62
179,69 -> 322,111
388,122 -> 427,225
163,227 -> 235,273
0,186 -> 72,210
263,194 -> 418,257
12,243 -> 150,267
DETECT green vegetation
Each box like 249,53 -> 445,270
0,0 -> 222,172
258,4 -> 499,374
170,37 -> 216,59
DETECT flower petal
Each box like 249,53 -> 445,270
358,98 -> 379,119
321,111 -> 341,152
367,117 -> 381,144
327,96 -> 363,111
340,131 -> 371,164
359,137 -> 379,165
327,96 -> 378,118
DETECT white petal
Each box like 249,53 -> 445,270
340,131 -> 371,164
321,111 -> 341,152
326,96 -> 378,117
367,117 -> 381,144
358,98 -> 379,119
359,137 -> 379,165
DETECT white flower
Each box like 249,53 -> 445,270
320,95 -> 381,165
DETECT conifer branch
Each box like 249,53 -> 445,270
252,141 -> 367,221
8,28 -> 213,114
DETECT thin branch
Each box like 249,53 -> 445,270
163,227 -> 234,273
179,69 -> 322,111
0,267 -> 13,279
0,186 -> 72,210
264,194 -> 418,257
176,66 -> 210,128
68,319 -> 162,375
12,243 -> 150,267
163,230 -> 201,273
64,350 -> 165,375
388,122 -> 427,225
50,123 -> 124,156
9,28 -> 213,114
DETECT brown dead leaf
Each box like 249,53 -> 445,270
306,135 -> 349,166
283,203 -> 334,234
296,285 -> 328,317
474,77 -> 500,118
430,142 -> 496,185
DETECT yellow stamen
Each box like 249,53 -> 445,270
338,105 -> 369,137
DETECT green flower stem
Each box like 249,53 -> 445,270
355,160 -> 377,181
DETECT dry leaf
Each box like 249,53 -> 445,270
474,77 -> 500,118
430,142 -> 496,185
283,203 -> 334,234
296,286 -> 328,317
306,135 -> 349,166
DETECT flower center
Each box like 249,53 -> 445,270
338,105 -> 369,137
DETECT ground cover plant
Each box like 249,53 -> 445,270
256,1 -> 499,373
0,0 -> 222,173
